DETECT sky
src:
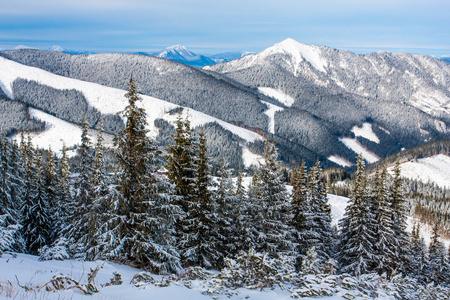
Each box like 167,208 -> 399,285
1,0 -> 449,57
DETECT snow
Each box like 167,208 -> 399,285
241,146 -> 264,168
389,154 -> 450,189
263,38 -> 327,73
11,108 -> 114,156
351,123 -> 380,144
258,87 -> 295,107
327,194 -> 350,227
0,253 -> 344,300
0,56 -> 265,146
327,155 -> 353,167
339,137 -> 379,164
261,101 -> 283,134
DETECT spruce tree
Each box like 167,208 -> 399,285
99,77 -> 181,272
290,161 -> 312,269
390,160 -> 410,273
166,113 -> 196,209
248,141 -> 290,256
178,132 -> 221,268
65,116 -> 96,258
372,166 -> 396,277
427,222 -> 447,284
21,149 -> 52,255
0,137 -> 22,254
338,154 -> 375,276
307,161 -> 334,263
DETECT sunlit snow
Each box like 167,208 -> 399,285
261,101 -> 283,134
339,137 -> 379,164
388,154 -> 450,189
350,123 -> 380,144
258,87 -> 295,107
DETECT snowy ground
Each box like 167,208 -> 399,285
339,137 -> 379,164
0,253 -> 345,300
389,154 -> 450,189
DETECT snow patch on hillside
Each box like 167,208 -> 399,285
339,137 -> 379,164
241,146 -> 264,168
328,155 -> 353,167
389,154 -> 450,189
261,101 -> 283,134
0,56 -> 265,144
258,87 -> 295,107
12,109 -> 114,156
351,123 -> 380,144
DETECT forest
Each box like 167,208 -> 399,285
1,78 -> 449,299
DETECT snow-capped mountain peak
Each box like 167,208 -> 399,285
157,45 -> 196,59
262,38 -> 327,73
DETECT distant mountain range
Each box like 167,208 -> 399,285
0,39 -> 449,170
137,45 -> 252,67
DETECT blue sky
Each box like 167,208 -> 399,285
1,0 -> 449,57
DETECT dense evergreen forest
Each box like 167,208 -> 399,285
1,78 -> 449,298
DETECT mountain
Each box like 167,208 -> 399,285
140,45 -> 252,67
143,45 -> 216,68
1,40 -> 449,169
205,38 -> 450,165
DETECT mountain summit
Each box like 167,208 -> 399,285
150,45 -> 216,67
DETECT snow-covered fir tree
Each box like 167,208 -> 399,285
338,154 -> 375,276
98,77 -> 181,272
427,222 -> 448,284
177,132 -> 221,268
0,137 -> 23,254
409,223 -> 428,283
166,113 -> 196,209
290,162 -> 312,269
306,161 -> 334,263
21,148 -> 52,255
372,166 -> 396,277
64,116 -> 96,258
247,141 -> 291,256
389,160 -> 410,274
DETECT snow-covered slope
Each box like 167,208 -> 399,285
258,87 -> 295,107
205,38 -> 327,76
389,154 -> 450,189
339,137 -> 379,164
0,56 -> 264,159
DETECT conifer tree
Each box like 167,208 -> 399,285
178,132 -> 221,268
248,141 -> 290,256
307,161 -> 334,262
21,149 -> 52,255
98,77 -> 181,272
338,154 -> 375,276
390,160 -> 410,273
43,147 -> 58,243
290,161 -> 312,268
427,222 -> 447,284
409,223 -> 427,283
166,113 -> 196,209
64,116 -> 96,258
372,166 -> 396,277
0,137 -> 22,254
215,159 -> 238,258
